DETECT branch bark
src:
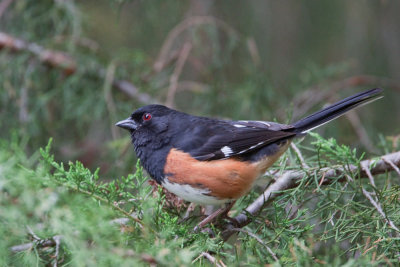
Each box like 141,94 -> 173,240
222,151 -> 400,240
0,31 -> 156,104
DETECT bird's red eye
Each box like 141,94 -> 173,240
142,113 -> 152,121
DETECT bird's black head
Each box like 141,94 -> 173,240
116,104 -> 179,183
116,104 -> 176,147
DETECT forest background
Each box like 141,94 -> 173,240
1,1 -> 400,266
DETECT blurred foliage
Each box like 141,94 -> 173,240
1,134 -> 400,265
1,0 -> 400,266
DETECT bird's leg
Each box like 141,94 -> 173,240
194,201 -> 236,231
178,203 -> 197,223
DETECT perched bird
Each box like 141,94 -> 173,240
116,88 -> 382,227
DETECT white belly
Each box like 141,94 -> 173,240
161,179 -> 230,205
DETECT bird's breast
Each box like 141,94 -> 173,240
163,149 -> 261,203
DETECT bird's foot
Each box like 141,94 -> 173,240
194,201 -> 236,232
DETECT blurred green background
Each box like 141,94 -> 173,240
2,1 -> 400,265
1,0 -> 399,177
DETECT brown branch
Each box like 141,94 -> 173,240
165,42 -> 192,108
221,151 -> 400,240
103,63 -> 119,139
0,32 -> 76,75
382,157 -> 400,179
345,111 -> 377,153
361,188 -> 399,232
0,31 -> 156,104
112,80 -> 157,104
290,143 -> 309,168
10,227 -> 63,254
154,16 -> 238,72
176,80 -> 210,93
246,37 -> 261,67
0,0 -> 14,18
360,163 -> 400,233
193,252 -> 225,267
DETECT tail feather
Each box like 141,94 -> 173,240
291,88 -> 383,134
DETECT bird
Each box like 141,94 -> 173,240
116,88 -> 383,228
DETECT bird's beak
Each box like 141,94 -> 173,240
115,118 -> 138,131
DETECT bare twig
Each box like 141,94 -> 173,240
345,111 -> 377,153
230,228 -> 279,261
165,42 -> 192,108
10,232 -> 63,254
176,80 -> 210,93
154,16 -> 238,72
0,32 -> 76,75
112,80 -> 157,104
0,31 -> 156,104
54,35 -> 99,52
222,151 -> 400,240
361,160 -> 377,187
53,235 -> 62,267
246,37 -> 260,67
103,63 -> 119,140
345,169 -> 399,233
193,252 -> 224,267
290,143 -> 309,168
361,188 -> 399,232
27,226 -> 40,241
0,0 -> 14,18
382,157 -> 400,179
358,163 -> 399,232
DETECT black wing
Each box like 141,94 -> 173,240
174,119 -> 296,161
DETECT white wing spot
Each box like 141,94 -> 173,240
256,121 -> 271,127
250,141 -> 265,149
234,124 -> 246,128
221,146 -> 233,157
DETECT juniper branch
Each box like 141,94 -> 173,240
222,151 -> 400,240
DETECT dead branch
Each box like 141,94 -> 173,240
362,188 -> 399,232
382,157 -> 400,179
0,31 -> 156,104
193,252 -> 225,267
0,32 -> 76,75
103,63 -> 120,139
360,163 -> 400,233
222,150 -> 400,240
345,111 -> 377,153
165,42 -> 192,108
246,37 -> 261,67
176,80 -> 210,93
290,143 -> 309,168
54,35 -> 99,52
10,233 -> 63,253
112,80 -> 157,104
0,0 -> 14,18
154,16 -> 238,72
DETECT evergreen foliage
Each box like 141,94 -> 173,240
1,1 -> 399,266
1,134 -> 399,266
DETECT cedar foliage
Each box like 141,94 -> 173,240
1,1 -> 399,266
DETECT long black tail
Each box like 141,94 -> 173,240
291,88 -> 383,134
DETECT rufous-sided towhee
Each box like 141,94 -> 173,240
116,88 -> 382,222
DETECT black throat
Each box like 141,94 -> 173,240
131,131 -> 171,184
